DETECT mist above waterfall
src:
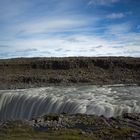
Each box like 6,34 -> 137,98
0,85 -> 140,120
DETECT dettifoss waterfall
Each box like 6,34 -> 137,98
0,85 -> 140,120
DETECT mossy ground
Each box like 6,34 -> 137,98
0,119 -> 136,140
0,129 -> 97,140
0,121 -> 97,140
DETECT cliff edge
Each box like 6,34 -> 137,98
0,57 -> 139,89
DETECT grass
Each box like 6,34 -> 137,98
0,126 -> 134,140
0,117 -> 137,140
0,122 -> 97,140
0,129 -> 97,140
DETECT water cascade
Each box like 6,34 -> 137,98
0,85 -> 140,120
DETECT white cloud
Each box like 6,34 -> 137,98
106,23 -> 131,35
1,31 -> 140,58
19,17 -> 90,35
88,0 -> 119,6
106,12 -> 132,19
0,0 -> 139,58
2,14 -> 98,38
106,13 -> 125,19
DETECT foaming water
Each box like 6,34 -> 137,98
0,85 -> 140,120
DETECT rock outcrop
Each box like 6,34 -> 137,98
1,113 -> 140,140
0,57 -> 139,89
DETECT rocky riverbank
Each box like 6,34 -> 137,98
0,57 -> 140,139
0,57 -> 139,89
0,113 -> 140,140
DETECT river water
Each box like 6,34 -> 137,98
0,84 -> 140,120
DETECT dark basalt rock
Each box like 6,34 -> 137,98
0,57 -> 139,89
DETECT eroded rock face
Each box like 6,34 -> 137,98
0,57 -> 140,89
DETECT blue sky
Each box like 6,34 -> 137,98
0,0 -> 140,58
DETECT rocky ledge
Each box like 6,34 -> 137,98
0,113 -> 140,140
0,57 -> 140,89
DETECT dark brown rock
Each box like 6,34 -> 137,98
0,57 -> 139,89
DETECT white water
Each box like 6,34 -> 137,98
0,85 -> 140,120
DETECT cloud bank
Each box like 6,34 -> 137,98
0,0 -> 140,58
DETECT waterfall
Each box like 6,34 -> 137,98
0,85 -> 140,120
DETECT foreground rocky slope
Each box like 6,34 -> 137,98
0,113 -> 140,140
0,57 -> 139,89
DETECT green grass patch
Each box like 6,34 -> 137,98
0,122 -> 97,140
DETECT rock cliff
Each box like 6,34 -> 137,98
0,57 -> 139,89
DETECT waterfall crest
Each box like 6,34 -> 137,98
0,85 -> 140,120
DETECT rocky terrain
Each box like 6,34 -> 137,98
0,113 -> 140,140
0,57 -> 140,139
0,57 -> 139,89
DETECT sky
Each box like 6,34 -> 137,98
0,0 -> 140,58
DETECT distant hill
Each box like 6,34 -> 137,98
0,57 -> 139,89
